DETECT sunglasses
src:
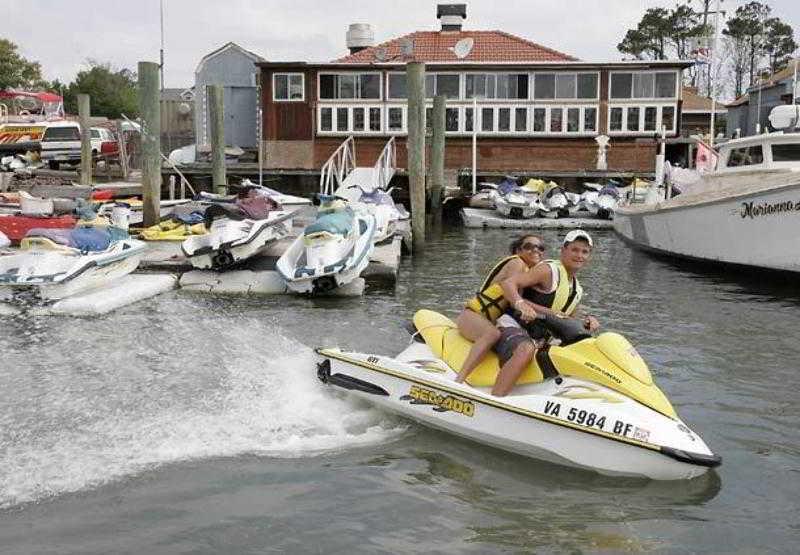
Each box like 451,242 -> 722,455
521,242 -> 546,252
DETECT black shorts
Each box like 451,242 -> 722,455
494,327 -> 537,365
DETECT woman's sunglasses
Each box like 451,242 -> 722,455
521,242 -> 546,252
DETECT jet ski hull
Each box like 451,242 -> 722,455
316,345 -> 720,480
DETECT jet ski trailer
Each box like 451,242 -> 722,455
315,311 -> 721,480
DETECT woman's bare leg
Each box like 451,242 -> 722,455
454,309 -> 501,383
491,342 -> 536,396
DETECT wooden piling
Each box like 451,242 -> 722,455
207,84 -> 226,194
78,94 -> 91,185
430,94 -> 446,220
406,61 -> 426,250
138,61 -> 161,227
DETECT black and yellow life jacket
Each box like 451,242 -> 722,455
464,255 -> 523,322
521,259 -> 583,316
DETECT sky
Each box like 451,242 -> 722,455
4,0 -> 799,89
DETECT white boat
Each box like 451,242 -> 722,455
276,197 -> 375,294
0,231 -> 146,302
181,208 -> 296,270
316,310 -> 720,480
615,111 -> 800,273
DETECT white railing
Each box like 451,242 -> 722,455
373,136 -> 397,190
319,135 -> 356,195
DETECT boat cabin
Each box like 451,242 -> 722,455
717,133 -> 800,173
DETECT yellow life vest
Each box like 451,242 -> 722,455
465,255 -> 522,322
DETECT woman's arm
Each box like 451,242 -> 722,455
499,265 -> 553,321
490,257 -> 527,285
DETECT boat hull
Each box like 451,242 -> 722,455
316,346 -> 719,480
615,179 -> 800,273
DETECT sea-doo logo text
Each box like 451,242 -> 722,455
739,200 -> 800,219
404,386 -> 475,417
583,361 -> 622,384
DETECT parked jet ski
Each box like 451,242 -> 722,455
316,309 -> 721,480
540,183 -> 571,218
492,176 -> 544,219
277,196 -> 375,294
339,185 -> 401,244
468,182 -> 500,209
182,190 -> 296,271
595,183 -> 620,219
0,227 -> 146,302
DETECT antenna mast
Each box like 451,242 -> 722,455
160,0 -> 165,90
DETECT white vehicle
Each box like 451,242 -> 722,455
316,310 -> 721,480
540,184 -> 571,218
0,233 -> 146,302
615,106 -> 800,273
494,187 -> 544,219
277,197 -> 375,294
337,184 -> 401,244
39,121 -> 81,169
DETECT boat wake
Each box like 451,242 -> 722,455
0,321 -> 406,509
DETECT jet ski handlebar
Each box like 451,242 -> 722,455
511,311 -> 593,345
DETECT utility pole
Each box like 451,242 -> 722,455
407,61 -> 426,250
159,0 -> 165,91
208,84 -> 226,194
430,95 -> 445,220
77,94 -> 91,186
138,61 -> 161,227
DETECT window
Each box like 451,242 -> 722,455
567,108 -> 580,132
533,108 -> 546,132
655,73 -> 677,98
336,108 -> 348,131
584,107 -> 597,132
633,73 -> 654,99
727,145 -> 764,167
534,74 -> 555,99
43,126 -> 80,141
388,74 -> 407,99
425,74 -> 460,99
772,143 -> 800,162
353,108 -> 365,131
319,73 -> 380,100
644,106 -> 657,131
577,74 -> 598,99
610,73 -> 633,99
446,108 -> 459,132
388,107 -> 404,131
320,107 -> 333,131
498,108 -> 511,131
626,107 -> 640,131
90,129 -> 101,139
662,106 -> 675,131
555,74 -> 576,99
481,108 -> 494,132
369,108 -> 381,131
551,108 -> 563,132
465,107 -> 474,132
610,107 -> 623,131
466,74 -> 528,99
274,73 -> 304,101
515,108 -> 527,132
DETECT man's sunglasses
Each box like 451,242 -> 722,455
521,242 -> 546,252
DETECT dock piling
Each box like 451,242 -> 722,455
407,61 -> 426,250
208,84 -> 226,194
78,94 -> 91,186
138,61 -> 161,227
430,94 -> 446,220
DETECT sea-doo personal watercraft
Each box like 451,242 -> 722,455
316,310 -> 721,480
338,185 -> 401,244
277,197 -> 375,294
0,227 -> 146,302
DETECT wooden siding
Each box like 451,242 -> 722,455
262,67 -> 315,140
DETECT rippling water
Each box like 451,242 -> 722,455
1,226 -> 798,553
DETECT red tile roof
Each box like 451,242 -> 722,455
335,30 -> 579,64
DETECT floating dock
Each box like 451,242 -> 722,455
461,208 -> 615,230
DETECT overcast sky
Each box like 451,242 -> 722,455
5,0 -> 799,88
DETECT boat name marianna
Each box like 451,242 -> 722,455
406,385 -> 475,417
739,199 -> 800,219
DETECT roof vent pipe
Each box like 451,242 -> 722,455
347,23 -> 374,54
437,3 -> 467,32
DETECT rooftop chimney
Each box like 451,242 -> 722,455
346,23 -> 375,54
437,3 -> 466,32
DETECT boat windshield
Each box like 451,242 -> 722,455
726,144 -> 763,167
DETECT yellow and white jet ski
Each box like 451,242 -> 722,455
316,310 -> 721,480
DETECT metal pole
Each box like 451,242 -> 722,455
407,61 -> 426,250
138,61 -> 161,227
708,0 -> 721,147
430,94 -> 445,218
77,94 -> 92,185
207,84 -> 226,194
472,96 -> 477,194
159,0 -> 165,91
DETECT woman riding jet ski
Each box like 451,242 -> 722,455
316,308 -> 720,480
277,196 -> 375,295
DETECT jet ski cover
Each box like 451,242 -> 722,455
304,211 -> 353,237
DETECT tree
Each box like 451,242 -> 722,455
763,18 -> 797,73
618,8 -> 673,60
724,2 -> 772,89
0,38 -> 46,90
64,61 -> 138,119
